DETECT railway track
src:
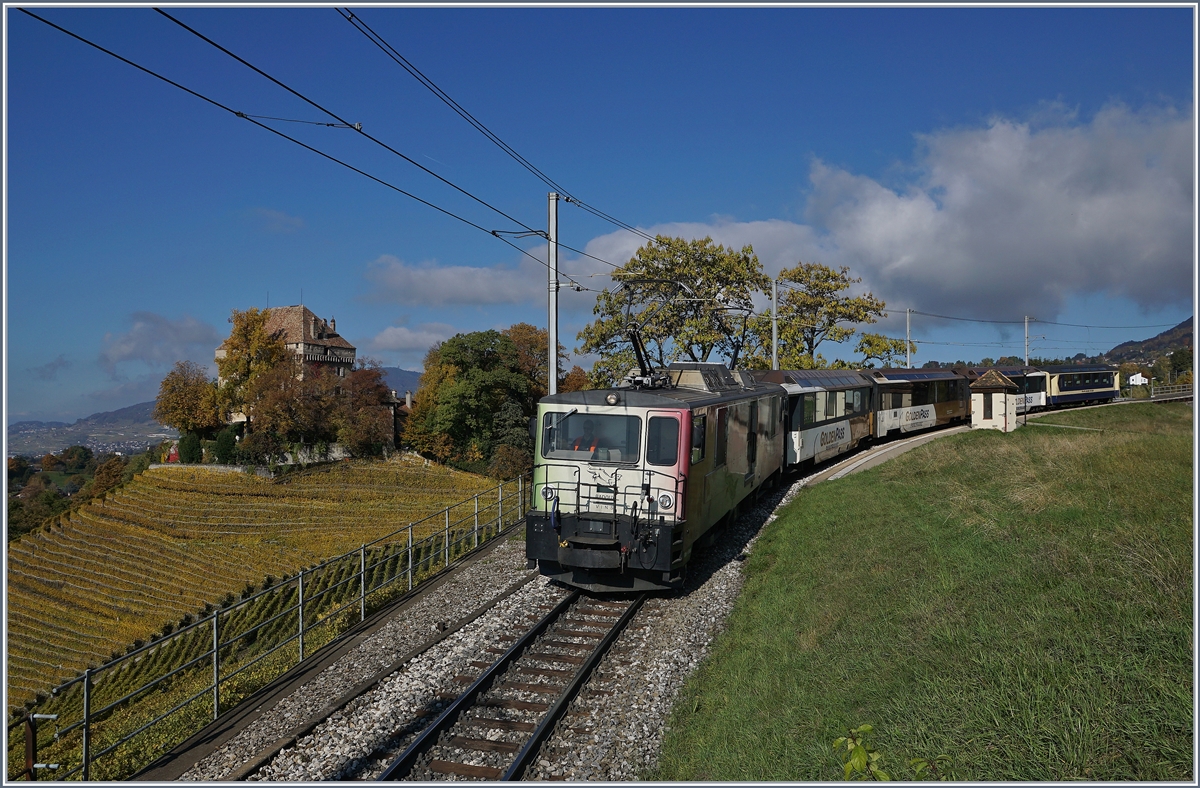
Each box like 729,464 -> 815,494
378,591 -> 646,781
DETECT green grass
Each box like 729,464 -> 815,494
654,402 -> 1192,781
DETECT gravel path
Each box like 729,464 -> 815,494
232,476 -> 808,781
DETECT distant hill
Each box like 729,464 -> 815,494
381,367 -> 422,396
1105,317 -> 1193,364
6,401 -> 177,458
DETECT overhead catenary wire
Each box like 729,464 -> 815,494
158,8 -> 630,276
336,7 -> 662,249
153,7 -> 540,237
21,8 -> 596,294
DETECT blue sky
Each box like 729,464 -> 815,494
5,5 -> 1195,424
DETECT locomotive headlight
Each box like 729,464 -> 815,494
541,486 -> 556,501
605,393 -> 620,405
657,493 -> 674,510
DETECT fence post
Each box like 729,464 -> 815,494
407,525 -> 413,591
359,545 -> 366,622
474,495 -> 479,548
25,714 -> 35,781
498,483 -> 503,531
444,508 -> 450,567
519,475 -> 524,519
298,571 -> 307,662
212,612 -> 220,721
81,669 -> 91,781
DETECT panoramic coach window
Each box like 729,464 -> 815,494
803,394 -> 816,426
647,417 -> 680,466
542,412 -> 641,462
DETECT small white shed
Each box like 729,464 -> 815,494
970,369 -> 1022,433
1128,372 -> 1148,386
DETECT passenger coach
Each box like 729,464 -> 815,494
868,368 -> 970,437
750,369 -> 874,471
958,366 -> 1049,413
1040,364 -> 1120,407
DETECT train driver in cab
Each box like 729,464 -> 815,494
572,419 -> 601,452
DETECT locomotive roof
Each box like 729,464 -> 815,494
539,379 -> 784,410
1037,363 -> 1118,373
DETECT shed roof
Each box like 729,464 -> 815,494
970,369 -> 1019,391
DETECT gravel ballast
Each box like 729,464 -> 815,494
179,537 -> 540,781
228,477 -> 807,781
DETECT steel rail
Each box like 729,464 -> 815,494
376,590 -> 581,780
501,593 -> 647,780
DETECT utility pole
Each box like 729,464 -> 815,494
547,192 -> 559,396
906,308 -> 911,368
771,279 -> 778,371
1024,316 -> 1030,366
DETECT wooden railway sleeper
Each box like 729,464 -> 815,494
378,592 -> 646,781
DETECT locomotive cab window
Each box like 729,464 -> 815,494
542,412 -> 641,463
691,415 -> 706,464
647,416 -> 680,466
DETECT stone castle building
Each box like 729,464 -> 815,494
215,305 -> 356,380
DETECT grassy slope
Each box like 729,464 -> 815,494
655,403 -> 1192,781
5,456 -> 498,709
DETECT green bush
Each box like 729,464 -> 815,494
178,433 -> 202,464
214,428 -> 238,464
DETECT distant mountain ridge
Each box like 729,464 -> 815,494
1105,317 -> 1193,363
381,367 -> 421,396
7,402 -> 176,457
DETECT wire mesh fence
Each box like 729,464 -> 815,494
6,476 -> 527,781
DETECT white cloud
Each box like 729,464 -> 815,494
370,322 -> 456,352
87,373 -> 164,405
363,255 -> 541,306
805,102 -> 1194,319
29,354 -> 71,381
250,207 -> 304,233
573,102 -> 1193,323
99,312 -> 221,378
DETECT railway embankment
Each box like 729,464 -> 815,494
654,401 -> 1193,781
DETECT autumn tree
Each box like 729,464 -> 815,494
855,333 -> 917,369
748,262 -> 887,369
559,365 -> 591,393
577,236 -> 768,386
333,361 -> 394,457
59,445 -> 93,472
155,360 -> 222,437
90,455 -> 126,498
501,323 -> 569,403
215,308 -> 290,420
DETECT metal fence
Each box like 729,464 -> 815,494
1149,383 -> 1193,399
7,476 -> 527,781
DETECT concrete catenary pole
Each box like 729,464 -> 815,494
1024,315 -> 1030,366
771,279 -> 778,371
548,192 -> 560,395
906,308 -> 911,368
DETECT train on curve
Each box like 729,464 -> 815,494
524,359 -> 1119,593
